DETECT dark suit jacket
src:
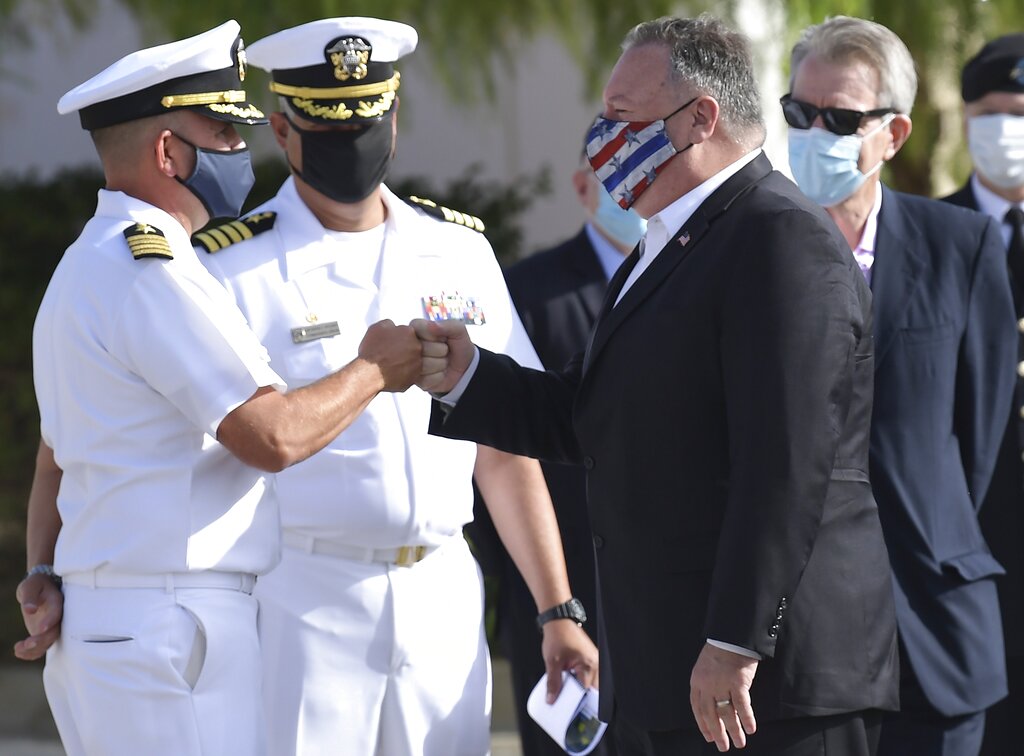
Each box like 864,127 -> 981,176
869,186 -> 1014,718
503,229 -> 609,612
507,229 -> 609,370
486,229 -> 614,755
432,154 -> 899,731
941,182 -> 1024,664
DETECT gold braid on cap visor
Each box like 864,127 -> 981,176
271,72 -> 400,120
159,90 -> 265,120
160,90 -> 247,108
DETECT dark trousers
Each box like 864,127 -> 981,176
978,654 -> 1023,756
878,652 -> 985,756
612,709 -> 883,756
498,560 -> 616,756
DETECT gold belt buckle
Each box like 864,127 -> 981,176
395,545 -> 428,567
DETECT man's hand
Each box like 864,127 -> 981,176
541,620 -> 599,704
410,318 -> 474,394
357,319 -> 423,392
690,643 -> 758,751
14,574 -> 63,661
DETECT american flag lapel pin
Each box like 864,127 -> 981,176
679,230 -> 691,246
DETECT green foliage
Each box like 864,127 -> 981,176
0,166 -> 104,660
0,160 -> 545,658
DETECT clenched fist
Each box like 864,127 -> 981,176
410,318 -> 476,394
357,319 -> 423,393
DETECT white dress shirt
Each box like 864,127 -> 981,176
852,183 -> 883,286
972,173 -> 1024,247
34,190 -> 285,577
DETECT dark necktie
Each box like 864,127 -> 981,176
1007,206 -> 1024,292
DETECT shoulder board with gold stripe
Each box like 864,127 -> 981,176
192,211 -> 277,254
123,223 -> 172,260
404,196 -> 485,233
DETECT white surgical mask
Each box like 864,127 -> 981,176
787,114 -> 894,207
967,113 -> 1024,191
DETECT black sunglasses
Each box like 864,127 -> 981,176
780,94 -> 894,136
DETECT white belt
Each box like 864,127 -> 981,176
62,570 -> 257,594
282,531 -> 439,567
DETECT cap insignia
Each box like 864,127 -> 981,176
327,37 -> 371,82
123,222 -> 172,260
1012,58 -> 1024,86
237,39 -> 247,83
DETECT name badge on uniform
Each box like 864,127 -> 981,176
291,321 -> 341,343
421,291 -> 486,325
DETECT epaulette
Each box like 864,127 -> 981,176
192,211 -> 277,254
404,196 -> 485,233
124,223 -> 172,261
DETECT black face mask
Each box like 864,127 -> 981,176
286,115 -> 394,203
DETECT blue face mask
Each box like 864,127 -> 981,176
593,184 -> 647,248
175,135 -> 255,221
787,115 -> 893,207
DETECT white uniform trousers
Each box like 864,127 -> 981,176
44,583 -> 264,756
256,535 -> 492,756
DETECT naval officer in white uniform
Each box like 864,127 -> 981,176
18,19 -> 426,756
196,16 -> 599,756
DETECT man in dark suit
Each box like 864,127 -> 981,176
488,155 -> 641,755
940,33 -> 1024,756
415,15 -> 899,756
784,17 -> 1017,756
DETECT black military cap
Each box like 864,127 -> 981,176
962,33 -> 1024,102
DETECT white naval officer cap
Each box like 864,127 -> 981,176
246,17 -> 418,124
58,19 -> 267,131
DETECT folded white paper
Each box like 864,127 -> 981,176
526,671 -> 608,755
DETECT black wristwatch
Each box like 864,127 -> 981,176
536,597 -> 587,632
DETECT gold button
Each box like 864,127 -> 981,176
1019,405 -> 1024,420
1017,318 -> 1024,333
1018,361 -> 1024,378
306,312 -> 319,324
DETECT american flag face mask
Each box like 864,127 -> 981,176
585,96 -> 696,209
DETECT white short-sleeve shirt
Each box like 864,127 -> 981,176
201,179 -> 541,548
33,190 -> 285,576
